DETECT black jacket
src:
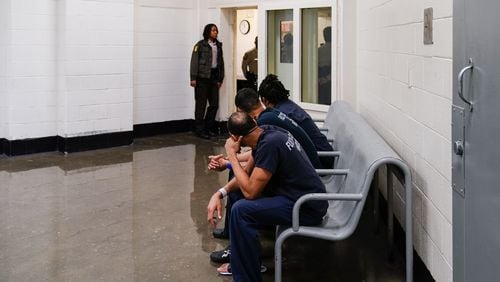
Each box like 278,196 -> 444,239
190,39 -> 225,83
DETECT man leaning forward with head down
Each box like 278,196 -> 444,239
207,111 -> 328,282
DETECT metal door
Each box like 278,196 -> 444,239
453,0 -> 500,280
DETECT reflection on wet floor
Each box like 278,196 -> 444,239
0,133 -> 428,281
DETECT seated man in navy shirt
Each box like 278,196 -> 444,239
207,88 -> 323,262
235,87 -> 322,169
207,112 -> 327,281
258,74 -> 334,169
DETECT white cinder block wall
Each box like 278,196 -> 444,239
1,0 -> 134,141
58,0 -> 134,137
5,0 -> 58,139
133,0 -> 196,125
357,1 -> 453,281
0,0 -> 8,139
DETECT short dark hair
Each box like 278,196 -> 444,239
323,26 -> 332,43
227,111 -> 257,136
203,24 -> 218,40
258,74 -> 290,104
235,88 -> 260,113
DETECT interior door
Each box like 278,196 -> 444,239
453,0 -> 500,280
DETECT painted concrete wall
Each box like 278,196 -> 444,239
133,0 -> 196,125
357,1 -> 453,281
1,0 -> 134,140
58,0 -> 134,137
4,0 -> 58,139
0,0 -> 9,139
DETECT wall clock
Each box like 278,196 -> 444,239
239,20 -> 250,35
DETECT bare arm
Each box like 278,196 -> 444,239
225,137 -> 271,199
206,150 -> 256,227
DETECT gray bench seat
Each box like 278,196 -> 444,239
275,101 -> 413,282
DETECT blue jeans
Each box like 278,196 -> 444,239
229,195 -> 323,282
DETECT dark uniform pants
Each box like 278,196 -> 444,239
194,69 -> 219,133
229,195 -> 323,282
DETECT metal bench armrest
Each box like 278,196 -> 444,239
292,193 -> 363,231
316,169 -> 349,175
317,151 -> 340,157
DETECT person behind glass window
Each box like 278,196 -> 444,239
318,26 -> 332,105
241,36 -> 258,90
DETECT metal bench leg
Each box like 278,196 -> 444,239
387,165 -> 395,261
274,229 -> 294,282
372,169 -> 380,234
404,171 -> 413,282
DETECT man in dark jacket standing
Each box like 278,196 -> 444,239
190,23 -> 225,139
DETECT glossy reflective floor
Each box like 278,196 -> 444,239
0,133 -> 428,281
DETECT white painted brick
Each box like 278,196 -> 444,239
30,121 -> 57,137
138,0 -> 193,9
433,18 -> 452,59
11,0 -> 56,15
107,103 -> 131,118
358,1 -> 453,279
423,57 -> 453,99
426,0 -> 453,19
416,18 -> 452,59
118,88 -> 133,103
10,13 -> 55,30
79,104 -> 108,120
10,61 -> 55,77
402,117 -> 424,154
412,186 -> 425,225
94,117 -> 122,132
136,8 -> 192,33
64,120 -> 94,136
415,156 -> 452,221
10,45 -> 55,61
11,30 -> 54,45
101,88 -> 127,104
422,127 -> 451,179
390,24 -> 417,55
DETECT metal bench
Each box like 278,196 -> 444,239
275,101 -> 413,282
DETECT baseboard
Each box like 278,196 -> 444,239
2,136 -> 58,156
133,119 -> 193,138
1,138 -> 7,155
0,119 -> 229,157
134,119 -> 228,138
57,131 -> 133,154
0,132 -> 133,156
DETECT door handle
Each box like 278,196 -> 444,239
458,58 -> 474,111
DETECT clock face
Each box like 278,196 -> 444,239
239,20 -> 250,35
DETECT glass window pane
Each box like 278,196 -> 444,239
267,9 -> 294,92
301,8 -> 332,105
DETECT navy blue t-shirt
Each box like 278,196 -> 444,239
275,100 -> 334,168
257,108 -> 322,169
253,125 -> 328,216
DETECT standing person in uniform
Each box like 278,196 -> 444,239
190,23 -> 225,139
241,36 -> 258,90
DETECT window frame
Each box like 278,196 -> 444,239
259,0 -> 339,112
